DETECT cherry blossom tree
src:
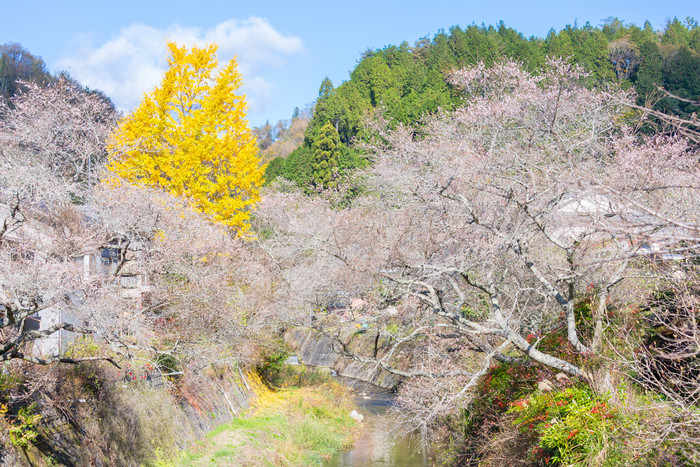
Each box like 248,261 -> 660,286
0,78 -> 117,188
0,78 -> 285,373
86,181 -> 286,367
602,93 -> 700,458
0,79 -> 119,366
256,58 -> 699,433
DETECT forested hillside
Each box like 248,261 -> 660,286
265,17 -> 699,191
308,17 -> 699,141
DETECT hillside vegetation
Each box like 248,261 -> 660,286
264,17 -> 699,193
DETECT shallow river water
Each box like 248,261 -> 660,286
323,376 -> 432,467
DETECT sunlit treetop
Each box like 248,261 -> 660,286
107,41 -> 265,233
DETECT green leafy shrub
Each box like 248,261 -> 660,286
509,386 -> 628,466
477,363 -> 544,414
63,335 -> 102,359
256,349 -> 290,387
1,402 -> 42,448
155,353 -> 181,383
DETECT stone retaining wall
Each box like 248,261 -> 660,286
284,327 -> 402,389
0,367 -> 253,466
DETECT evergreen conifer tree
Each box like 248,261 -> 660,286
310,121 -> 340,190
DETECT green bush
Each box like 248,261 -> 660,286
2,402 -> 42,448
256,349 -> 289,387
476,363 -> 542,414
509,386 -> 628,466
155,353 -> 181,383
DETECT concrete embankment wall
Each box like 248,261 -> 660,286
284,327 -> 402,389
2,327 -> 401,465
0,367 -> 253,466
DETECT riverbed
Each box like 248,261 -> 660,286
323,376 -> 432,466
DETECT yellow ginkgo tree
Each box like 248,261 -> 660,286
107,41 -> 265,232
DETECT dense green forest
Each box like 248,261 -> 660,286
265,17 -> 699,188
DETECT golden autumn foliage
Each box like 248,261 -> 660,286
107,41 -> 265,232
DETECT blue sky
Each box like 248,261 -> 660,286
1,1 -> 697,127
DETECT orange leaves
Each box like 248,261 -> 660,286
107,41 -> 265,233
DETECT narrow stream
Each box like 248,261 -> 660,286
323,375 -> 432,467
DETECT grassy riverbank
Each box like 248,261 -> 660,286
160,370 -> 360,466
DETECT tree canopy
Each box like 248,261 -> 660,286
302,17 -> 699,149
107,41 -> 265,232
256,58 -> 700,462
0,43 -> 53,102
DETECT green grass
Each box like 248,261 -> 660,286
173,380 -> 358,466
212,447 -> 237,459
203,423 -> 233,439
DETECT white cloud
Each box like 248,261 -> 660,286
56,17 -> 303,115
